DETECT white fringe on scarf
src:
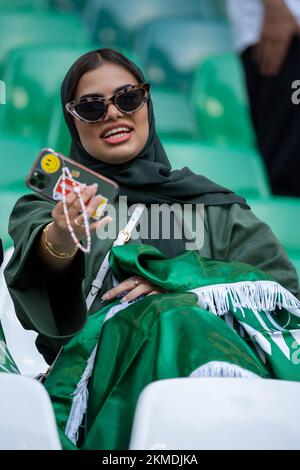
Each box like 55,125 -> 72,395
189,361 -> 261,379
189,280 -> 300,317
64,297 -> 142,445
65,346 -> 97,444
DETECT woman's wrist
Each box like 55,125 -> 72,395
43,221 -> 78,259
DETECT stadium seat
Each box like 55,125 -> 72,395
0,136 -> 40,190
129,378 -> 300,449
0,247 -> 48,377
247,197 -> 300,259
162,140 -> 271,199
151,87 -> 199,140
49,0 -> 85,13
290,257 -> 300,280
46,99 -> 71,156
0,44 -> 96,142
0,0 -> 49,11
134,19 -> 233,91
191,53 -> 256,147
214,0 -> 227,18
0,12 -> 89,70
0,373 -> 61,449
84,0 -> 222,50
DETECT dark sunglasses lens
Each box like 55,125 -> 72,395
116,89 -> 145,112
74,101 -> 106,121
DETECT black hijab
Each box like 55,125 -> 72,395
61,50 -> 247,255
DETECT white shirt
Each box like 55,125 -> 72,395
226,0 -> 300,52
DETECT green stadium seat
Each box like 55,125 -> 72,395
0,12 -> 89,69
191,53 -> 256,147
134,19 -> 233,91
0,136 -> 40,191
0,81 -> 6,124
247,197 -> 300,259
214,0 -> 227,18
151,87 -> 199,140
84,0 -> 221,50
49,0 -> 85,13
0,190 -> 30,250
290,256 -> 300,280
162,140 -> 271,199
0,44 -> 96,142
0,0 -> 48,11
46,99 -> 71,156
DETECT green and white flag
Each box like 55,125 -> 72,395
44,244 -> 300,450
0,322 -> 19,375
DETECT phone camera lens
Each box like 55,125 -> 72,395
37,183 -> 45,190
33,171 -> 45,180
30,177 -> 37,186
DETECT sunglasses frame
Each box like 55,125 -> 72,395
66,82 -> 150,123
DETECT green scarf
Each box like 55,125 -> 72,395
44,244 -> 300,450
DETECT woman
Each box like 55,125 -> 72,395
4,49 -> 300,450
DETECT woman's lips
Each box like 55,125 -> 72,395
101,131 -> 133,145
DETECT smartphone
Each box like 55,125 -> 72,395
26,148 -> 119,220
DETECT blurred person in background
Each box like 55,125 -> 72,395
226,0 -> 300,197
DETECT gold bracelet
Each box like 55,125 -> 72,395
42,221 -> 78,259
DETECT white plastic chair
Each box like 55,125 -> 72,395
129,378 -> 300,450
0,247 -> 48,376
0,373 -> 61,449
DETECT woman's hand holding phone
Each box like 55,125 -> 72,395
39,183 -> 112,271
51,182 -> 112,239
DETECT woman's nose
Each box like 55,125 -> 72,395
104,102 -> 124,121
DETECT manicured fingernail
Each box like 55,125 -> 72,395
91,183 -> 98,189
101,293 -> 109,300
121,296 -> 128,303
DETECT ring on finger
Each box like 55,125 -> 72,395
132,278 -> 139,288
74,217 -> 85,228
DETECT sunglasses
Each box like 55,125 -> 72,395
66,83 -> 150,123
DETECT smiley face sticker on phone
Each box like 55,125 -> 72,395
41,154 -> 61,173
